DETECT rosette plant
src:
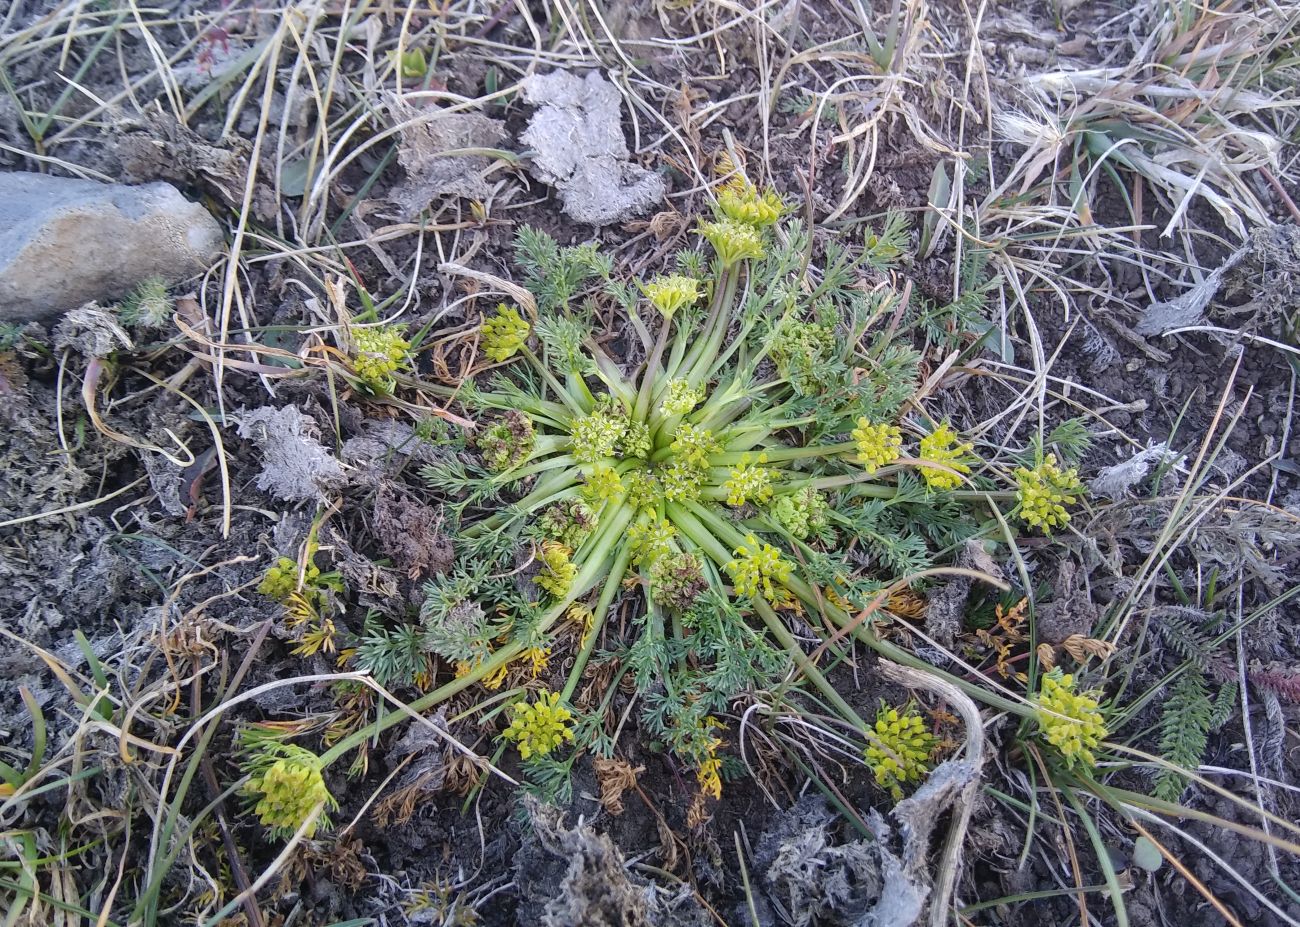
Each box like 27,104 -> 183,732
330,178 -> 1086,801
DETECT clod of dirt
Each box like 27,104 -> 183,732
0,171 -> 225,322
1136,223 -> 1300,336
514,797 -> 709,927
52,304 -> 134,357
235,405 -> 346,503
389,108 -> 506,219
1035,560 -> 1098,645
521,70 -> 666,226
756,796 -> 928,927
373,483 -> 453,578
112,109 -> 269,217
924,541 -> 1004,648
340,418 -> 442,483
1088,442 -> 1183,499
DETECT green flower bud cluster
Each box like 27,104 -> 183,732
660,378 -> 705,416
700,219 -> 766,267
476,410 -> 534,472
770,317 -> 837,394
534,542 -> 578,598
582,463 -> 625,504
480,304 -> 531,362
1014,453 -> 1083,533
770,487 -> 829,540
537,499 -> 600,549
669,424 -> 721,468
649,551 -> 708,610
623,470 -> 661,510
717,178 -> 786,227
351,324 -> 411,390
242,740 -> 338,839
660,457 -> 707,502
723,455 -> 775,507
725,534 -> 792,604
621,420 -> 652,459
864,703 -> 938,801
258,556 -> 321,603
571,406 -> 628,463
1034,669 -> 1107,770
627,518 -> 676,566
503,691 -> 574,760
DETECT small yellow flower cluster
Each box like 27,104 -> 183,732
480,304 -> 530,362
725,534 -> 792,604
534,542 -> 577,598
852,419 -> 903,474
670,424 -> 721,468
660,378 -> 705,416
723,455 -> 775,507
623,470 -> 661,510
660,457 -> 707,502
503,691 -> 574,760
919,423 -> 973,490
582,463 -> 625,504
627,517 -> 677,566
351,324 -> 410,390
245,744 -> 337,838
642,274 -> 701,318
570,408 -> 628,463
699,219 -> 766,267
696,720 -> 725,799
717,178 -> 786,228
1014,453 -> 1083,534
622,420 -> 652,459
864,703 -> 938,801
1034,670 -> 1107,770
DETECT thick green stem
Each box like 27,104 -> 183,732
560,536 -> 635,703
680,268 -> 738,385
522,346 -> 585,416
710,442 -> 855,466
634,316 -> 672,422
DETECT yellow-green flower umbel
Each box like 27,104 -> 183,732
660,378 -> 705,416
864,702 -> 938,801
480,304 -> 531,362
351,324 -> 410,390
243,741 -> 338,839
918,423 -> 973,490
1014,453 -> 1083,533
717,178 -> 785,227
642,274 -> 701,318
1034,669 -> 1107,770
723,455 -> 775,507
503,691 -> 574,759
852,419 -> 903,474
725,534 -> 792,604
700,219 -> 766,267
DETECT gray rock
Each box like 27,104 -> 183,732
0,171 -> 224,322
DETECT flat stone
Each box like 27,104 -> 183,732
0,171 -> 225,322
